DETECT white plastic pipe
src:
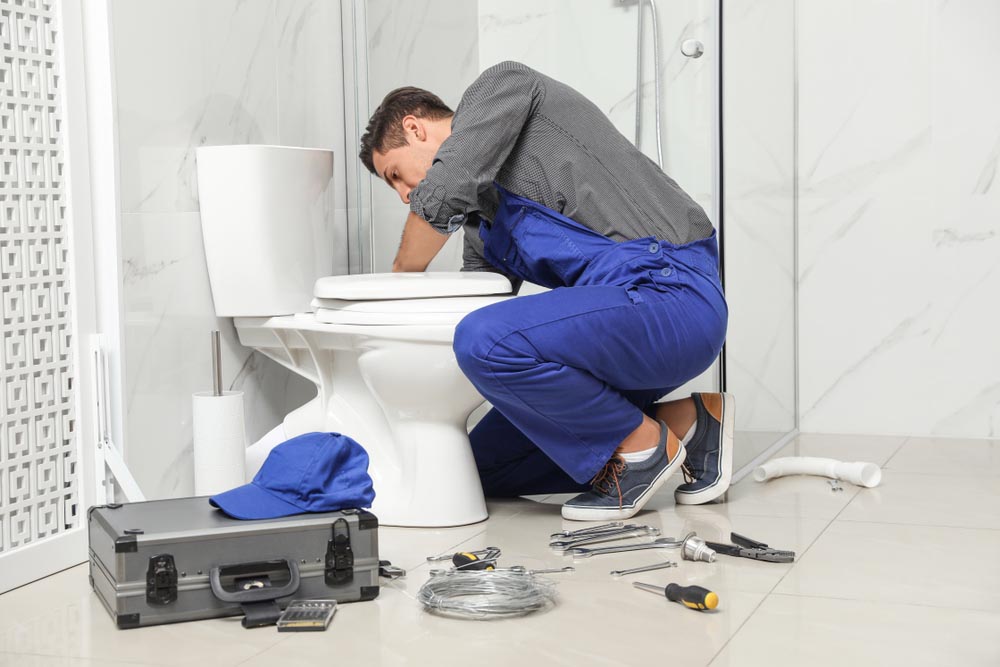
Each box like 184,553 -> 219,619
753,457 -> 882,488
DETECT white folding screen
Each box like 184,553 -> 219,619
0,0 -> 80,579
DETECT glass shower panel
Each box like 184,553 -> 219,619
722,0 -> 798,469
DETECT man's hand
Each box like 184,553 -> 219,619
392,211 -> 449,272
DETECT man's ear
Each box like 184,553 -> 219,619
401,114 -> 425,142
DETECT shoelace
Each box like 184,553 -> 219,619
590,456 -> 628,508
681,435 -> 712,484
682,462 -> 695,485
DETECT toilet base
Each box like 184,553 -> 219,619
235,316 -> 494,528
244,400 -> 489,528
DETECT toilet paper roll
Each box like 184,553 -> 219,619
193,391 -> 247,496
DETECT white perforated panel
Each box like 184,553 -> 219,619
0,0 -> 78,553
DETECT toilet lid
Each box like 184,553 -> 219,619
312,295 -> 512,325
314,271 -> 512,301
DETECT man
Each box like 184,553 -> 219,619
359,61 -> 732,521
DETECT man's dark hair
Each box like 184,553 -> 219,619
359,87 -> 453,175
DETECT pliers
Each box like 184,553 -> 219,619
704,532 -> 795,563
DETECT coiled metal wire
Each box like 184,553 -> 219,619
416,569 -> 557,619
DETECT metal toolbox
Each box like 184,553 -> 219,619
88,496 -> 379,629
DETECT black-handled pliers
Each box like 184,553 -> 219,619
705,532 -> 795,563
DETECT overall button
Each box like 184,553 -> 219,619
660,267 -> 673,277
648,243 -> 660,254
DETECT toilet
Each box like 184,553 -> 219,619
196,145 -> 513,527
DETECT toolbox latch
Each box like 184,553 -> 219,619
325,518 -> 354,586
146,554 -> 178,605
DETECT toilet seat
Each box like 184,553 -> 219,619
312,295 -> 511,325
314,271 -> 512,300
312,272 -> 513,325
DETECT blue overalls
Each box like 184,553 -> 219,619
453,186 -> 728,497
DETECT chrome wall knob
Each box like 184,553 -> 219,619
681,39 -> 704,58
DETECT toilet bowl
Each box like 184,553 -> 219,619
196,145 -> 513,527
233,274 -> 512,527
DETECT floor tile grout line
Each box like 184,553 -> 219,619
675,508 -> 855,521
879,435 -> 914,470
711,469 -> 1000,667
1,562 -> 89,596
703,586 -> 772,666
710,456 -> 906,640
419,525 -> 492,561
234,639 -> 293,667
706,483 -> 864,665
831,517 -> 1000,532
874,468 -> 1000,477
765,590 -> 1000,615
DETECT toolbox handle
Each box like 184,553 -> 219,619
209,559 -> 301,603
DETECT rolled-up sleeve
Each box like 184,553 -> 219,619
409,61 -> 546,233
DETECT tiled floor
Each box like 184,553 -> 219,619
1,433 -> 999,666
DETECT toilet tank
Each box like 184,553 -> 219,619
196,145 -> 338,316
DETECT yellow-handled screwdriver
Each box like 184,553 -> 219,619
427,546 -> 502,571
452,551 -> 496,571
633,581 -> 719,611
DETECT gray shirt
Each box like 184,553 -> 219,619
408,61 -> 714,272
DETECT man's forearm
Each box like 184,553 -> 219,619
392,211 -> 449,272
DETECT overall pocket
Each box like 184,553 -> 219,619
479,206 -> 533,282
507,208 -> 591,288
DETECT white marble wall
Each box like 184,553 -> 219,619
112,0 -> 347,497
797,0 -> 1000,438
722,0 -> 797,435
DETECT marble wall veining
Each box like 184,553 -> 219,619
796,0 -> 1000,439
112,0 -> 347,498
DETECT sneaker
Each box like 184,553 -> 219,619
561,420 -> 686,521
674,392 -> 735,505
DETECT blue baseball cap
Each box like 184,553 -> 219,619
209,432 -> 375,520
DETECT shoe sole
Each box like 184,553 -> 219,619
675,392 -> 735,505
561,446 -> 687,521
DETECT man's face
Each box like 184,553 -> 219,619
372,115 -> 444,205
